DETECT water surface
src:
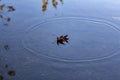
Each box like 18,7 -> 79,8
1,0 -> 120,80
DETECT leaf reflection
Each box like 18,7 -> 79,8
0,0 -> 15,26
42,0 -> 64,11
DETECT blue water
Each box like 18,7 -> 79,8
1,0 -> 120,80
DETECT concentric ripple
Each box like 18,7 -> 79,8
22,17 -> 120,62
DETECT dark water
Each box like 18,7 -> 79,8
1,0 -> 120,80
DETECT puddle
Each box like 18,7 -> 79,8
22,17 -> 120,62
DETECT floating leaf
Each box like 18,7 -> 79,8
4,45 -> 10,50
7,6 -> 15,12
42,0 -> 48,4
8,70 -> 16,76
42,4 -> 47,11
0,4 -> 5,11
52,1 -> 58,7
0,75 -> 3,80
5,64 -> 8,68
42,0 -> 48,11
57,35 -> 69,45
0,7 -> 3,10
52,0 -> 55,3
60,0 -> 63,3
6,17 -> 11,22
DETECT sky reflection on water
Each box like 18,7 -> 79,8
1,0 -> 120,80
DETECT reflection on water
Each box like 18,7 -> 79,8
0,0 -> 15,25
42,0 -> 64,11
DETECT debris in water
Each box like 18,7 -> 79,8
41,0 -> 64,11
6,17 -> 11,22
0,1 -> 15,25
7,6 -> 15,12
42,0 -> 48,4
57,35 -> 69,45
8,70 -> 16,76
4,45 -> 10,50
0,75 -> 3,80
52,0 -> 58,7
0,4 -> 5,11
5,64 -> 8,68
42,4 -> 47,11
60,0 -> 63,3
42,0 -> 48,11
